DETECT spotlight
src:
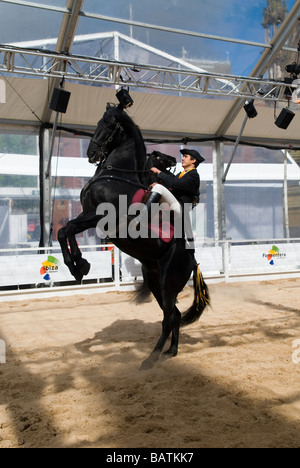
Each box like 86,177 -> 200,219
116,88 -> 134,110
243,99 -> 258,119
275,108 -> 295,129
285,62 -> 300,77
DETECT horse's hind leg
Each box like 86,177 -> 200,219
140,264 -> 170,370
141,296 -> 178,370
163,306 -> 181,359
141,245 -> 194,369
141,320 -> 173,370
140,263 -> 178,370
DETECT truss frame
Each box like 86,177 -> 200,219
0,44 -> 296,102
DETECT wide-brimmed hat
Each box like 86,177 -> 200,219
180,149 -> 205,164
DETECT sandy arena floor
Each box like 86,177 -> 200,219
0,278 -> 299,448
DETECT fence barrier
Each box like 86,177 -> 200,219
0,239 -> 300,298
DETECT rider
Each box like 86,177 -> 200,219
131,149 -> 205,247
150,149 -> 204,206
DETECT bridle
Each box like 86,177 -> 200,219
90,122 -> 124,166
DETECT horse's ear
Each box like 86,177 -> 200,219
106,102 -> 117,111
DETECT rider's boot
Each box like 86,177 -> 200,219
128,191 -> 162,229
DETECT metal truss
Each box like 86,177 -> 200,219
0,44 -> 296,102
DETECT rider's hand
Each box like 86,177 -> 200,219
151,167 -> 161,174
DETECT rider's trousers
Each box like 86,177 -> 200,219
151,184 -> 181,216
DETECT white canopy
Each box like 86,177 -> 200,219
1,76 -> 300,148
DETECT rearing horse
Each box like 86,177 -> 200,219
58,103 -> 209,370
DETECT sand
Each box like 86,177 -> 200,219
0,278 -> 299,448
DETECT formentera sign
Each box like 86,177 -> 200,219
262,245 -> 287,266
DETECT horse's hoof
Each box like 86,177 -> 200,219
162,348 -> 178,360
74,272 -> 84,283
140,358 -> 155,371
77,259 -> 91,276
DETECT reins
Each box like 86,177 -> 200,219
102,164 -> 151,174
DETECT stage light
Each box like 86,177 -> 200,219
275,108 -> 295,129
116,88 -> 134,110
285,62 -> 300,77
243,99 -> 258,119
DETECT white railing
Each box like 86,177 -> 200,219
0,239 -> 300,297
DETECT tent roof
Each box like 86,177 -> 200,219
1,76 -> 300,148
0,0 -> 300,149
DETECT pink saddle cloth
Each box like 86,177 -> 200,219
131,189 -> 174,243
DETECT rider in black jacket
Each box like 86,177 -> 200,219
138,149 -> 205,249
153,149 -> 203,207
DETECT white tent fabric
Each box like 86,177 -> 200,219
1,76 -> 299,147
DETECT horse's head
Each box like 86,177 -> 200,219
149,151 -> 177,172
87,104 -> 125,165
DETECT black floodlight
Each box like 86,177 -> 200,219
243,99 -> 258,119
116,88 -> 134,110
285,62 -> 300,78
275,108 -> 295,129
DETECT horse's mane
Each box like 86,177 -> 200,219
106,104 -> 147,175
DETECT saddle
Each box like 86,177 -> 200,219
131,189 -> 174,243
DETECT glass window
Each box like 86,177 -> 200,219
79,0 -> 296,76
0,2 -> 63,44
0,133 -> 40,249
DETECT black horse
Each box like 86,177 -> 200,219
58,103 -> 209,370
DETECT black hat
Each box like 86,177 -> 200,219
180,149 -> 205,164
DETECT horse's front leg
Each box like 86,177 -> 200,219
58,225 -> 79,281
67,225 -> 91,278
58,212 -> 99,283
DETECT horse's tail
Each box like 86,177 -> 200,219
131,281 -> 152,305
180,263 -> 210,328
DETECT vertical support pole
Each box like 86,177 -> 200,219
222,113 -> 248,184
39,126 -> 52,248
45,111 -> 59,179
223,240 -> 230,282
114,246 -> 121,291
213,142 -> 228,280
213,141 -> 226,243
129,2 -> 133,38
0,78 -> 6,103
283,149 -> 290,239
114,31 -> 120,61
